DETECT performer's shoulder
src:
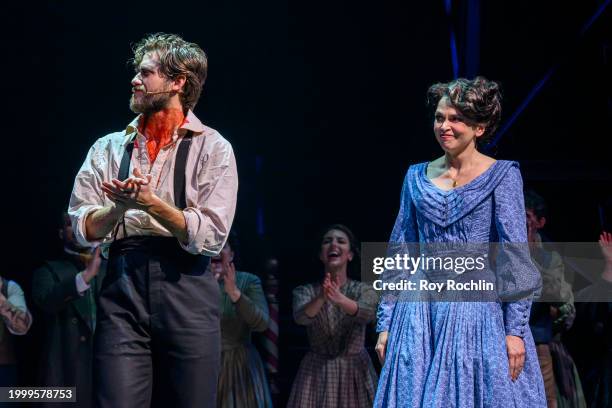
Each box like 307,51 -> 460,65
236,271 -> 262,285
494,159 -> 522,182
90,130 -> 128,150
199,125 -> 234,152
494,159 -> 520,169
399,161 -> 428,182
408,161 -> 430,171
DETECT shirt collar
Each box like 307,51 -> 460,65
122,109 -> 206,145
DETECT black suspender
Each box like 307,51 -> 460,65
117,130 -> 194,209
173,131 -> 193,210
118,141 -> 134,182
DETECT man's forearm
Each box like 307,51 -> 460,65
146,195 -> 188,243
85,205 -> 126,241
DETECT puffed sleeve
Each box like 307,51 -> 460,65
376,167 -> 419,332
233,273 -> 270,332
493,164 -> 542,338
293,284 -> 317,326
352,282 -> 378,324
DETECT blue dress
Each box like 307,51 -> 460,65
375,160 -> 546,408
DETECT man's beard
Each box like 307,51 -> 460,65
129,92 -> 173,114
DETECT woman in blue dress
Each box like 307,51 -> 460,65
374,77 -> 546,407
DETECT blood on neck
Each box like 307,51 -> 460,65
138,108 -> 185,163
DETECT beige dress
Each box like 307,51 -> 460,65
217,271 -> 272,408
288,279 -> 378,408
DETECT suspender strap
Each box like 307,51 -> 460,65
118,141 -> 135,181
114,140 -> 135,240
117,131 -> 193,209
173,130 -> 193,210
115,129 -> 192,221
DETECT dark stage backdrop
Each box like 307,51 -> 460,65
3,0 -> 611,401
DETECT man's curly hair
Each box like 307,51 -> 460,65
132,33 -> 208,111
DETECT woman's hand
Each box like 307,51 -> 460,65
599,231 -> 612,263
82,247 -> 102,284
376,331 -> 389,364
322,273 -> 345,304
320,273 -> 330,301
220,251 -> 241,303
322,273 -> 359,315
506,335 -> 525,381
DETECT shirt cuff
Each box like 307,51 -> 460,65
504,300 -> 531,338
179,208 -> 225,256
179,209 -> 203,255
75,272 -> 91,296
74,205 -> 105,248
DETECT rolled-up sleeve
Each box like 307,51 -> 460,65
2,281 -> 32,335
180,137 -> 238,256
68,138 -> 108,248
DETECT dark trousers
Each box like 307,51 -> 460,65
94,237 -> 220,408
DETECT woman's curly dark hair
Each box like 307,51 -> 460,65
427,76 -> 502,146
321,224 -> 360,260
319,224 -> 361,280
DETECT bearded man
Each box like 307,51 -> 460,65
68,33 -> 238,408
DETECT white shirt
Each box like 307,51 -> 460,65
68,110 -> 238,256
